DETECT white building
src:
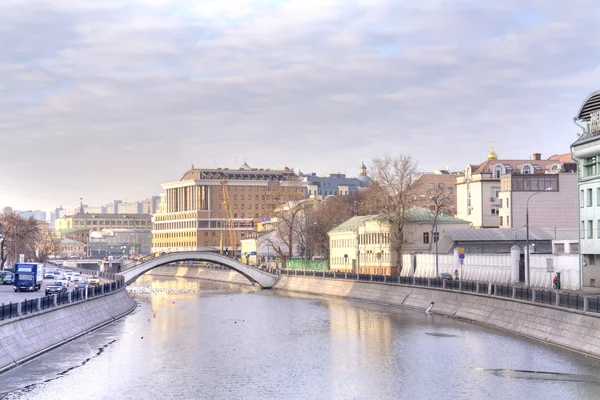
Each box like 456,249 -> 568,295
572,89 -> 600,287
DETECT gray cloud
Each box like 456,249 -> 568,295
1,0 -> 599,210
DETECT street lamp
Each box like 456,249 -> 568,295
526,187 -> 552,288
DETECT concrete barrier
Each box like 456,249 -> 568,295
0,288 -> 136,373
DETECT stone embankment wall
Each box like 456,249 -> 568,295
155,266 -> 600,358
0,288 -> 136,373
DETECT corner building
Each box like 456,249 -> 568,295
152,163 -> 306,253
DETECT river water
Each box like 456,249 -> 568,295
1,275 -> 600,400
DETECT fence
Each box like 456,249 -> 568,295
260,267 -> 600,315
285,259 -> 329,271
0,275 -> 126,323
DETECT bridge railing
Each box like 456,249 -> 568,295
0,275 -> 126,324
255,267 -> 600,315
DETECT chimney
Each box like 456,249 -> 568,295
532,153 -> 541,160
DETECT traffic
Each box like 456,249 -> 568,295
0,263 -> 102,304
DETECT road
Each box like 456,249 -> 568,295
0,274 -> 97,305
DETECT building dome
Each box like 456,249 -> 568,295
487,143 -> 498,160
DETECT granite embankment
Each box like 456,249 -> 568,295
151,266 -> 600,358
0,288 -> 136,373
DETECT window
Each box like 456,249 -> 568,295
570,243 -> 579,253
584,156 -> 598,177
581,221 -> 585,239
491,187 -> 500,198
438,183 -> 445,190
581,190 -> 585,207
429,183 -> 435,190
491,207 -> 499,215
507,199 -> 510,208
493,165 -> 504,179
506,216 -> 509,226
588,189 -> 593,207
423,232 -> 429,244
500,216 -> 503,225
522,165 -> 532,174
448,187 -> 453,194
589,220 -> 593,239
598,188 -> 600,206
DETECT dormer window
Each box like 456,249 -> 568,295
521,164 -> 533,174
493,164 -> 504,179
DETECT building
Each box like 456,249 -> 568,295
329,208 -> 470,275
456,147 -> 577,228
302,162 -> 372,198
54,213 -> 152,233
152,163 -> 307,254
498,173 -> 577,229
59,238 -> 87,259
88,229 -> 152,258
412,170 -> 461,215
572,89 -> 600,287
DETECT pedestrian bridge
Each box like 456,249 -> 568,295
120,252 -> 279,288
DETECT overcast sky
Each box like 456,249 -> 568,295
1,0 -> 598,212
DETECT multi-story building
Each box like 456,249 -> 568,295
54,213 -> 152,233
329,209 -> 470,275
572,89 -> 600,287
412,170 -> 461,215
498,172 -> 577,229
152,163 -> 307,254
301,162 -> 372,198
456,147 -> 576,228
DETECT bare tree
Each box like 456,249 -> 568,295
308,196 -> 353,261
33,230 -> 61,263
264,180 -> 307,260
427,185 -> 455,252
365,155 -> 420,274
0,212 -> 39,268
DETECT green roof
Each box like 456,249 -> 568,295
329,215 -> 380,234
60,238 -> 86,246
57,227 -> 89,235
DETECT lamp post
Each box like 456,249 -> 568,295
526,187 -> 552,288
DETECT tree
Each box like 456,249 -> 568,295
365,155 -> 420,274
264,179 -> 307,260
308,196 -> 354,261
33,230 -> 61,263
0,212 -> 39,268
427,184 -> 455,253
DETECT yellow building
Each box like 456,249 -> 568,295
152,163 -> 307,254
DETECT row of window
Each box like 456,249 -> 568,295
73,220 -> 149,227
331,254 -> 390,265
580,220 -> 600,239
579,188 -> 600,207
331,238 -> 355,248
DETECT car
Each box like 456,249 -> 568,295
44,270 -> 55,279
75,280 -> 88,290
64,271 -> 74,281
53,269 -> 61,276
45,281 -> 67,295
438,272 -> 453,280
1,271 -> 14,285
72,273 -> 81,282
88,276 -> 100,285
56,277 -> 70,287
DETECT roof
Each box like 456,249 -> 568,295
547,153 -> 572,163
329,215 -> 379,234
472,159 -> 563,175
180,167 -> 296,181
404,208 -> 469,224
444,227 -> 577,242
576,89 -> 600,120
57,228 -> 89,234
64,213 -> 151,220
60,238 -> 86,246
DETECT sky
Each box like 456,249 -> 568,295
1,0 -> 599,212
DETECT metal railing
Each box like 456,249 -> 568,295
0,275 -> 126,324
255,267 -> 600,315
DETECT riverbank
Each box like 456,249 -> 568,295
154,266 -> 600,359
0,288 -> 136,374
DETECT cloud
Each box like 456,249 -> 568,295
0,0 -> 599,211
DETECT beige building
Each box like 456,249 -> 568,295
329,209 -> 470,275
413,170 -> 461,215
152,163 -> 307,254
456,147 -> 576,228
54,213 -> 152,233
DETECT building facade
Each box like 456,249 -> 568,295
572,89 -> 600,287
54,213 -> 152,233
302,162 -> 372,198
456,147 -> 576,228
412,170 -> 461,215
152,163 -> 307,254
498,172 -> 577,229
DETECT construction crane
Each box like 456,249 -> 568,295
219,178 -> 237,256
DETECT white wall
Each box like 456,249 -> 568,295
399,252 -> 579,290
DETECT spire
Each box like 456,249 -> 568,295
79,197 -> 84,214
359,161 -> 367,175
487,141 -> 498,160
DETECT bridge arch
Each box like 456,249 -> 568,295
121,252 -> 279,288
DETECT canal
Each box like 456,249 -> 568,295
1,275 -> 599,400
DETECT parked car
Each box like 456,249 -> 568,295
75,280 -> 88,289
45,281 -> 67,295
1,271 -> 14,285
56,277 -> 70,287
438,272 -> 453,280
88,276 -> 100,285
44,270 -> 55,279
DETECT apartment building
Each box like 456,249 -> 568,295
152,162 -> 307,253
412,170 -> 461,215
54,213 -> 152,232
